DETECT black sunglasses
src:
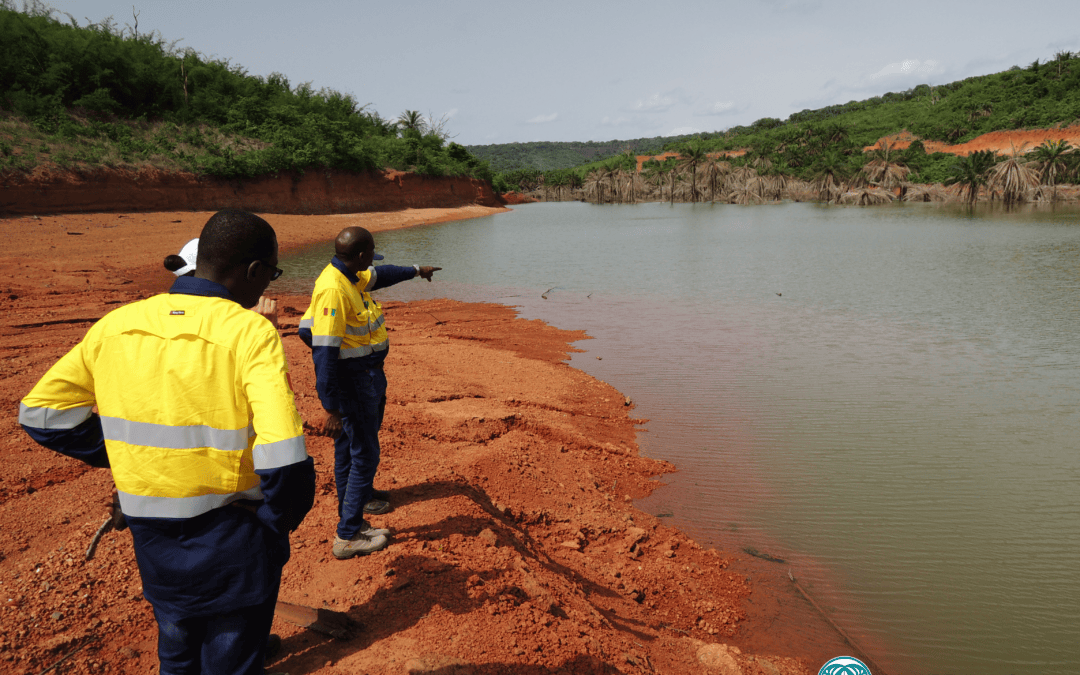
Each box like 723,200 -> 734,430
263,262 -> 284,281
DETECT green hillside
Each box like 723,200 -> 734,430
489,51 -> 1080,192
465,136 -> 696,173
0,1 -> 494,183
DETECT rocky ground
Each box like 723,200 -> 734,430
0,208 -> 855,675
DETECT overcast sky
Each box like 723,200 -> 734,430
40,0 -> 1080,146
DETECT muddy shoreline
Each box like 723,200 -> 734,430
0,207 -> 861,675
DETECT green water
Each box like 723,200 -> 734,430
278,201 -> 1080,675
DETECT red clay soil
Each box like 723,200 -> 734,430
496,191 -> 536,205
0,167 -> 505,217
0,209 -> 857,675
867,125 -> 1080,156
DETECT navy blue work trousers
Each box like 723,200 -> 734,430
334,367 -> 387,539
152,574 -> 280,675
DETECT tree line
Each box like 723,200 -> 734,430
493,50 -> 1080,198
509,135 -> 1080,207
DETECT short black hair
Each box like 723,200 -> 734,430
163,254 -> 187,272
196,209 -> 276,273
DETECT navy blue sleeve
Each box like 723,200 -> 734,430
21,414 -> 110,468
311,346 -> 342,411
255,456 -> 316,536
371,264 -> 418,291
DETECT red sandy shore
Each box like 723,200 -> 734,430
0,208 -> 857,675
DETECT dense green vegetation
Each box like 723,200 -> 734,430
0,1 -> 495,182
491,50 -> 1080,193
466,136 -> 695,173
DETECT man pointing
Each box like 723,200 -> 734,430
299,226 -> 439,559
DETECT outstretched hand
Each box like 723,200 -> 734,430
417,266 -> 442,282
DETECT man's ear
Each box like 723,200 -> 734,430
246,260 -> 261,280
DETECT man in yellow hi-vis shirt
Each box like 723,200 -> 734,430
19,210 -> 315,675
299,226 -> 439,559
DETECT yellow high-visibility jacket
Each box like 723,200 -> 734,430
298,257 -> 417,411
20,287 -> 309,520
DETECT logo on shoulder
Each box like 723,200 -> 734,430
169,310 -> 186,316
819,656 -> 871,675
323,308 -> 336,317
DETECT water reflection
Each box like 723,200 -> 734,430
279,201 -> 1080,675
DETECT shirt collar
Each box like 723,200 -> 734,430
331,255 -> 360,284
169,276 -> 236,301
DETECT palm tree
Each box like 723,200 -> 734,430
1029,139 -> 1073,202
811,150 -> 851,203
676,140 -> 709,203
945,150 -> 996,204
700,157 -> 732,202
988,144 -> 1038,206
641,161 -> 667,201
858,139 -> 910,190
397,110 -> 425,134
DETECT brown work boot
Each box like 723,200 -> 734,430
332,531 -> 388,559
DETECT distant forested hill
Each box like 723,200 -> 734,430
466,136 -> 697,172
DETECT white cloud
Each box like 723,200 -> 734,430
525,113 -> 558,124
697,101 -> 737,116
870,59 -> 943,80
629,93 -> 676,113
600,116 -> 633,127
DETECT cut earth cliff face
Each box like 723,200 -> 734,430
0,167 -> 504,216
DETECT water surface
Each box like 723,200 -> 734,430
279,201 -> 1080,675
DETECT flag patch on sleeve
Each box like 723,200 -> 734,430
323,308 -> 336,316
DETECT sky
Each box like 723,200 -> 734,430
38,0 -> 1080,147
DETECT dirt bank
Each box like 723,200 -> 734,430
0,209 -> 857,675
0,167 -> 504,217
868,126 -> 1080,156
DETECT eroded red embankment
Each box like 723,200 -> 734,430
0,167 -> 504,216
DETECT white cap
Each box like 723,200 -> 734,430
173,238 -> 199,276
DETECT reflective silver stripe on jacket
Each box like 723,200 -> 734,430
117,486 -> 263,519
363,268 -> 377,292
338,339 -> 388,359
345,313 -> 385,337
18,403 -> 94,430
311,335 -> 343,348
100,417 -> 252,451
299,318 -> 314,329
253,434 -> 308,470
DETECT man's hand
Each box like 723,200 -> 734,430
321,410 -> 343,439
417,266 -> 442,282
254,296 -> 279,328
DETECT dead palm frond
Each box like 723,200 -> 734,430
729,182 -> 765,205
858,139 -> 911,189
839,187 -> 895,205
988,143 -> 1038,206
902,184 -> 949,202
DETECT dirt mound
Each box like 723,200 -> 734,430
0,210 -> 858,675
